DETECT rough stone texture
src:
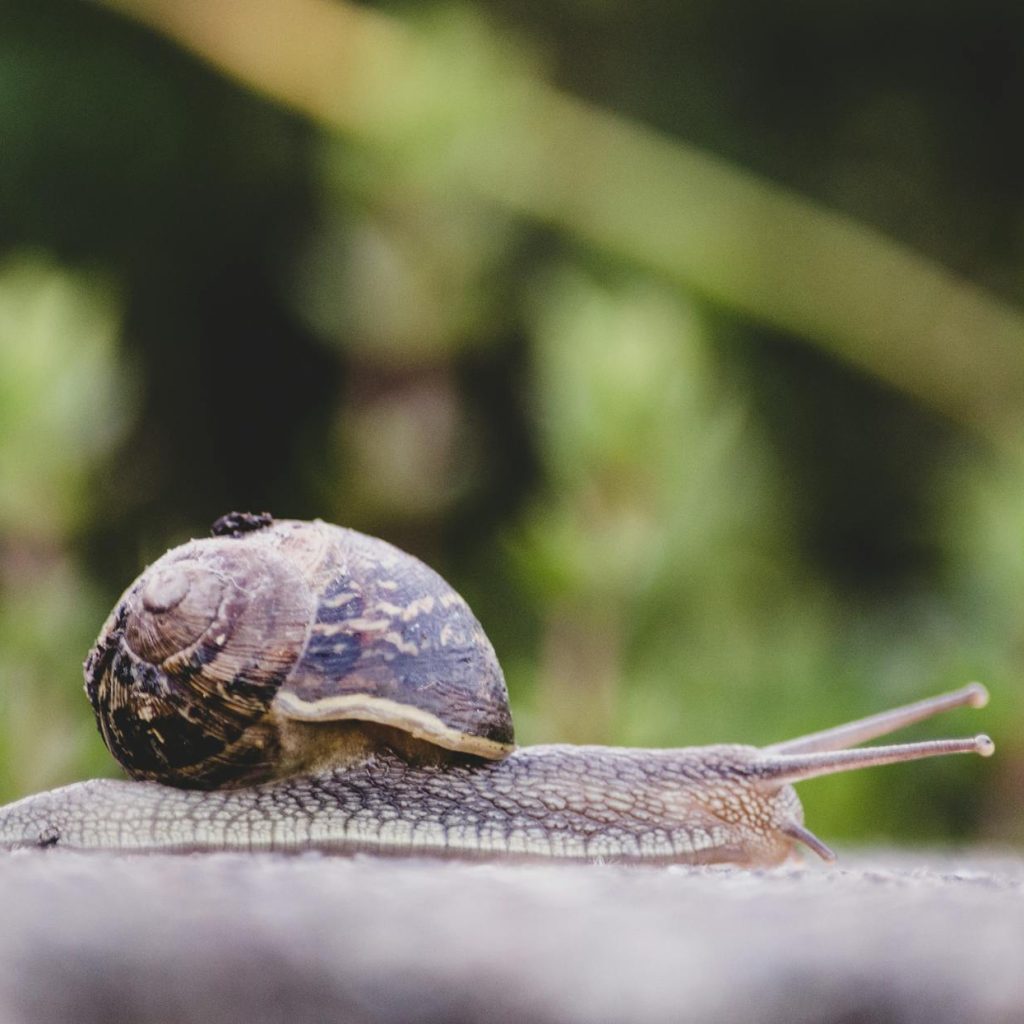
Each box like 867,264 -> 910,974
0,849 -> 1021,1024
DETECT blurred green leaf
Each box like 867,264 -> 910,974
0,253 -> 131,537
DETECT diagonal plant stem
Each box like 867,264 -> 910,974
102,0 -> 1024,447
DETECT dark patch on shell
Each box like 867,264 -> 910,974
87,612 -> 287,787
303,629 -> 364,677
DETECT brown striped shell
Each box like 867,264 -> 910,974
84,514 -> 515,788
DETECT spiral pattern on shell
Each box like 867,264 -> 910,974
84,516 -> 514,789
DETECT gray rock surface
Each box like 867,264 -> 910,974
1,849 -> 1021,1024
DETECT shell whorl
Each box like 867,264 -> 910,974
84,516 -> 514,790
85,521 -> 313,787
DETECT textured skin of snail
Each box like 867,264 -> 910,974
0,514 -> 993,866
0,743 -> 801,865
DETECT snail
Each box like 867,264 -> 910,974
0,513 -> 994,866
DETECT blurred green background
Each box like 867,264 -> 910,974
1,0 -> 1022,849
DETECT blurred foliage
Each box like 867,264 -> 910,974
0,0 -> 1022,850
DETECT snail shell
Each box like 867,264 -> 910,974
84,513 -> 514,788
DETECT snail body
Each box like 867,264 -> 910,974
0,514 -> 994,866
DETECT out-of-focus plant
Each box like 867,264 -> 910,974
0,254 -> 132,800
513,268 -> 763,741
0,255 -> 129,537
105,0 -> 1024,449
942,455 -> 1024,844
291,157 -> 521,532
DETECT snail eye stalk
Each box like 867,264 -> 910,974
754,683 -> 992,786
